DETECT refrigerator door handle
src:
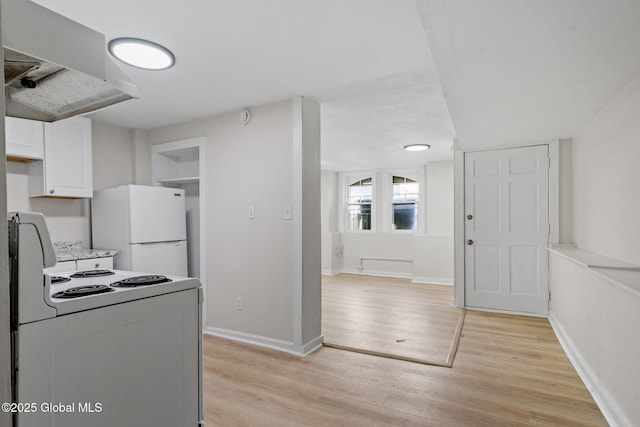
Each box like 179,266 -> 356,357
136,241 -> 184,247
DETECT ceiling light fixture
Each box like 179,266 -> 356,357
403,144 -> 430,152
108,37 -> 175,70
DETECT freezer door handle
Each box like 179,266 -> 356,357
137,241 -> 184,247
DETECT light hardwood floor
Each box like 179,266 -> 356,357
322,274 -> 465,366
203,311 -> 606,426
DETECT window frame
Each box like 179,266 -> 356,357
386,169 -> 424,234
341,172 -> 376,233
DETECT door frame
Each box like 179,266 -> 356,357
453,140 -> 560,312
151,137 -> 207,328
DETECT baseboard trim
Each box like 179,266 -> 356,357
548,312 -> 628,427
301,335 -> 324,355
321,269 -> 341,276
411,276 -> 453,286
331,269 -> 453,285
464,305 -> 547,318
204,327 -> 323,357
340,267 -> 412,279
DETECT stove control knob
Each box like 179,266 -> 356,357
49,189 -> 55,194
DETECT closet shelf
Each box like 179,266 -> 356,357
156,177 -> 200,185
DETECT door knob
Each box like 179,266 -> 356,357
467,239 -> 474,245
467,214 -> 473,220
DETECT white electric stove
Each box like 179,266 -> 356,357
9,212 -> 204,427
46,268 -> 201,316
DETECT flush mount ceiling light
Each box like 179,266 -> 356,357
403,144 -> 430,152
108,38 -> 175,70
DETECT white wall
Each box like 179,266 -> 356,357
145,98 -> 322,354
558,138 -> 573,244
425,160 -> 453,235
549,74 -> 640,426
321,170 -> 341,274
323,160 -> 454,283
573,75 -> 640,265
297,96 -> 322,347
550,253 -> 639,427
7,162 -> 92,247
92,121 -> 133,190
183,182 -> 200,278
6,120 -> 135,248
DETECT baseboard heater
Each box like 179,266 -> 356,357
359,257 -> 412,272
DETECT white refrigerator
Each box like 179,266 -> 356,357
92,185 -> 188,276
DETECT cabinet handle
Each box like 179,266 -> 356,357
49,189 -> 55,194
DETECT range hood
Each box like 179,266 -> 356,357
2,0 -> 140,122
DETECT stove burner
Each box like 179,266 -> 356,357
52,285 -> 115,299
50,276 -> 71,284
110,275 -> 172,288
70,269 -> 115,278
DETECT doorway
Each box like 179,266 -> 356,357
151,138 -> 207,327
463,145 -> 552,315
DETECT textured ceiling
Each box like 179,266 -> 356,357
31,1 -> 637,169
416,0 -> 640,149
317,70 -> 455,171
32,0 -> 455,170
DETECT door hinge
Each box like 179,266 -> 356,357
548,224 -> 551,235
548,291 -> 551,302
547,157 -> 551,169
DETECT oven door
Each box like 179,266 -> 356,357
16,289 -> 201,427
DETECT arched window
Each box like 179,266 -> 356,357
392,176 -> 419,230
347,177 -> 372,231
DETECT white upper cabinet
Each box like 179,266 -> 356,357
5,117 -> 45,160
29,116 -> 93,198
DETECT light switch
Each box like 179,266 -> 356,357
283,204 -> 292,220
248,205 -> 255,219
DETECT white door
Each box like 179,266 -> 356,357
128,185 -> 187,243
464,145 -> 549,315
130,241 -> 188,277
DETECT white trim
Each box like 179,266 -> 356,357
386,168 -> 425,233
548,140 -> 560,245
151,137 -> 207,329
340,171 -> 377,232
464,306 -> 547,318
411,277 -> 453,286
453,150 -> 465,307
460,138 -> 561,153
292,96 -> 304,348
327,269 -> 453,285
548,313 -> 627,427
457,141 -> 559,312
340,267 -> 412,280
204,327 -> 323,357
321,269 -> 341,276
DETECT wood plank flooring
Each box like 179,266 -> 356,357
203,310 -> 606,426
322,274 -> 465,366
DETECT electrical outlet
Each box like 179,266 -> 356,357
235,297 -> 243,311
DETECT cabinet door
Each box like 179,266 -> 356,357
42,117 -> 93,198
5,117 -> 45,160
